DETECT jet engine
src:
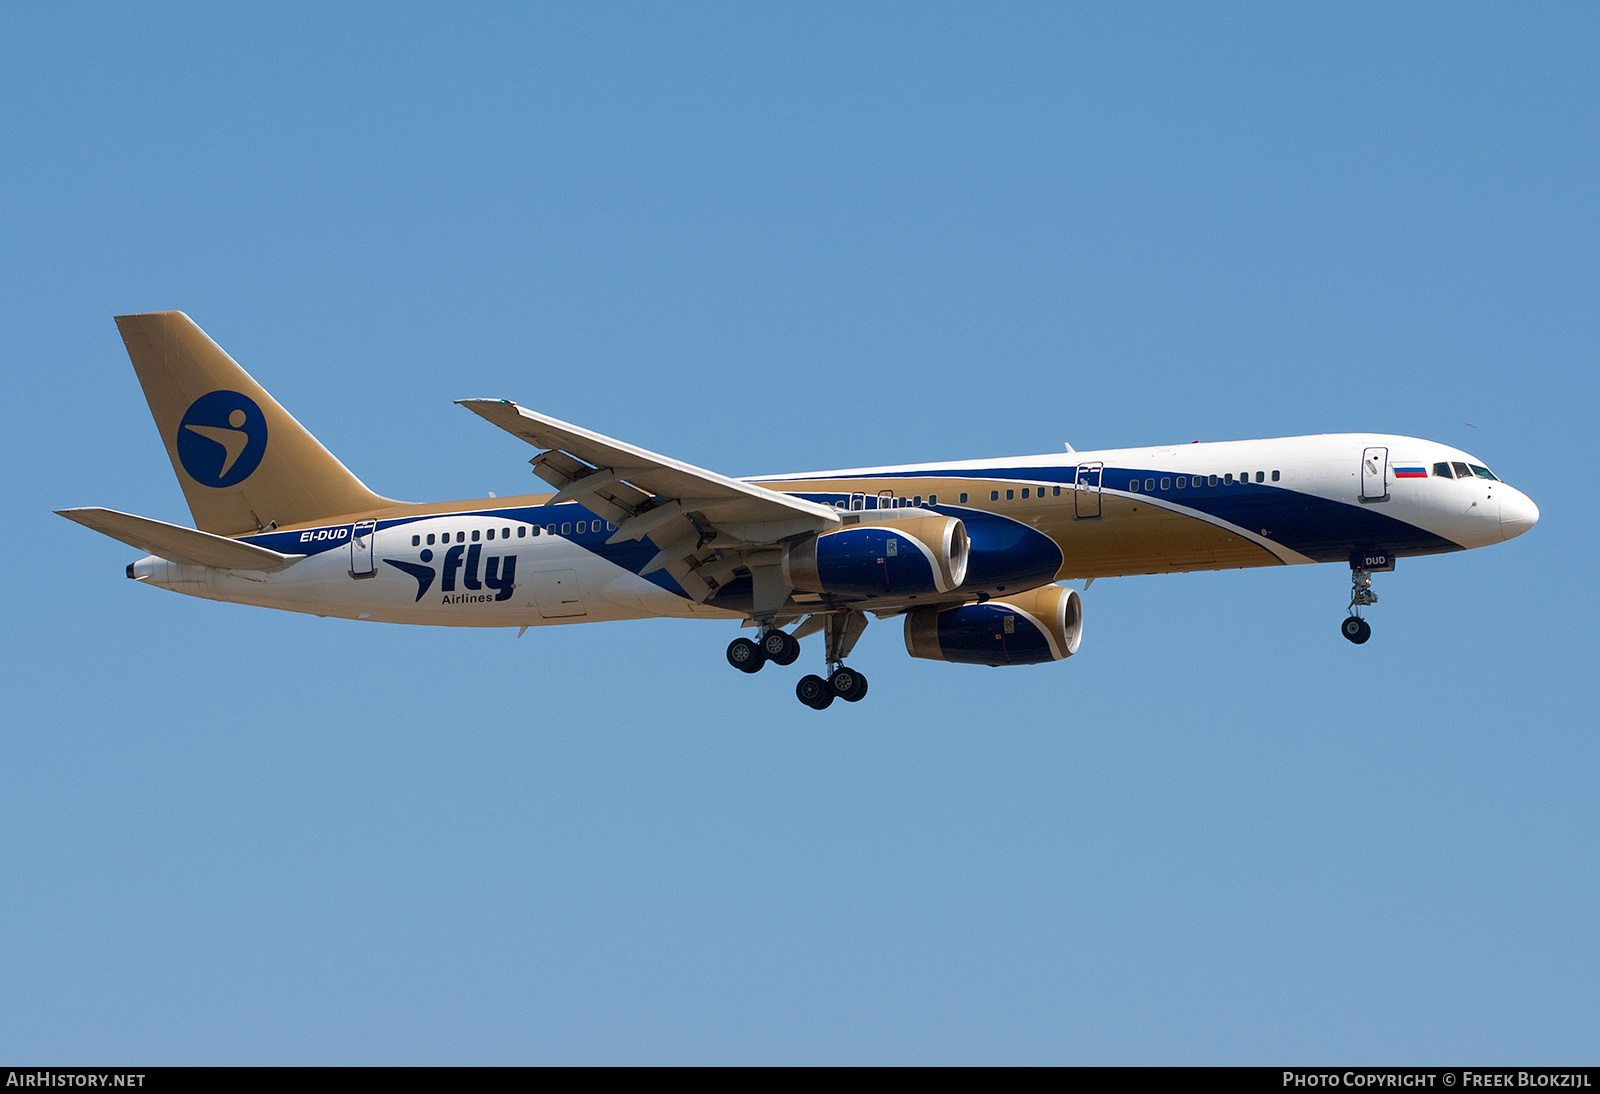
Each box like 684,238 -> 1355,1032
903,584 -> 1084,666
783,514 -> 969,598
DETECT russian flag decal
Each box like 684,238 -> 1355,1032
1394,465 -> 1427,478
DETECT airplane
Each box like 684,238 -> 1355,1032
59,312 -> 1539,709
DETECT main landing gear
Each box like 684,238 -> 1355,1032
795,666 -> 870,710
1341,562 -> 1379,645
726,611 -> 871,709
725,629 -> 801,672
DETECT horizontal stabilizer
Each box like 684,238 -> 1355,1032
57,507 -> 305,572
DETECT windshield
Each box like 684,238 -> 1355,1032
1469,464 -> 1498,481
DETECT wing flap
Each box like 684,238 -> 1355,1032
57,507 -> 305,572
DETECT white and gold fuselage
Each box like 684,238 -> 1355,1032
128,432 -> 1536,630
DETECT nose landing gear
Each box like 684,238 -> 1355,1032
1341,558 -> 1383,644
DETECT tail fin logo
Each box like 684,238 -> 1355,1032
176,391 -> 269,487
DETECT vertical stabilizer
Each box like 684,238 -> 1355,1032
114,311 -> 396,535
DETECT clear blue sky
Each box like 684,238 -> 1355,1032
3,3 -> 1595,1064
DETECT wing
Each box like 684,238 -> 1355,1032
456,399 -> 841,601
57,507 -> 305,572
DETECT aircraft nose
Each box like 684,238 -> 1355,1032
1500,487 -> 1540,541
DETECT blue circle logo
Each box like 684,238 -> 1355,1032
175,391 -> 268,487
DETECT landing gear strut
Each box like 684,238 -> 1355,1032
1342,564 -> 1379,644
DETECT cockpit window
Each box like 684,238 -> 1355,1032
1451,462 -> 1473,479
1470,464 -> 1497,481
1432,462 -> 1454,479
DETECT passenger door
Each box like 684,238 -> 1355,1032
349,521 -> 376,576
1361,447 -> 1389,501
1075,463 -> 1102,519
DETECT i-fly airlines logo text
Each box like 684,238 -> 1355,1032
176,391 -> 268,487
384,543 -> 518,604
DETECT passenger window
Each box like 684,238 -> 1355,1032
426,533 -> 435,545
544,524 -> 555,535
1256,471 -> 1264,483
1128,480 -> 1140,492
1176,477 -> 1186,489
1433,462 -> 1453,478
1272,470 -> 1280,481
412,535 -> 420,546
1224,473 -> 1234,485
1052,486 -> 1060,496
991,490 -> 999,501
929,494 -> 939,504
1021,488 -> 1030,499
1208,475 -> 1218,486
913,495 -> 923,505
1006,489 -> 1014,500
503,527 -> 511,538
561,523 -> 571,534
471,530 -> 480,542
457,532 -> 465,543
487,528 -> 495,540
959,493 -> 968,503
575,521 -> 586,533
1470,464 -> 1497,480
1452,462 -> 1472,479
517,526 -> 526,538
1160,477 -> 1170,490
607,522 -> 616,531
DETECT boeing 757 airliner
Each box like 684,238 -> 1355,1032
59,313 -> 1539,709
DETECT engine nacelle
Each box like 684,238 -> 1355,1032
903,585 -> 1084,666
783,515 -> 969,598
